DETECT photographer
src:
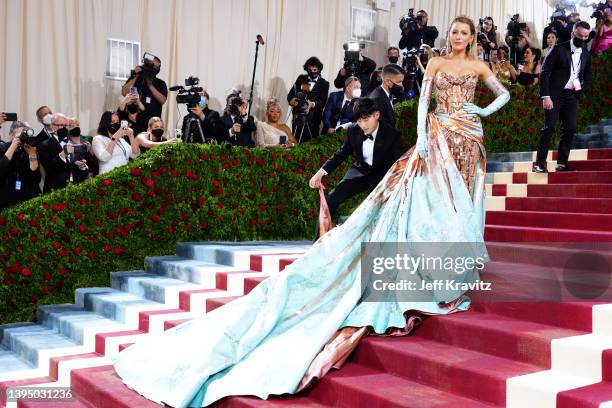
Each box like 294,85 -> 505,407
478,17 -> 499,61
180,90 -> 224,143
118,91 -> 148,136
287,57 -> 330,142
368,64 -> 406,128
399,10 -> 439,51
221,96 -> 256,147
0,121 -> 41,210
323,77 -> 361,134
64,119 -> 95,183
121,54 -> 168,118
92,111 -> 140,174
592,7 -> 612,55
38,113 -> 71,193
368,46 -> 401,94
136,117 -> 179,153
505,18 -> 538,66
333,43 -> 376,92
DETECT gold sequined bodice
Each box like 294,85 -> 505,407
434,72 -> 478,115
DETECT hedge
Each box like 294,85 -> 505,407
0,51 -> 609,324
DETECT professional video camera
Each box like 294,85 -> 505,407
402,48 -> 426,78
399,8 -> 419,34
131,52 -> 159,82
170,76 -> 204,108
17,127 -> 37,150
293,83 -> 311,116
507,14 -> 528,43
590,1 -> 612,20
342,42 -> 363,77
547,6 -> 568,33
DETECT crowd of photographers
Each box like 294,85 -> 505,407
1,2 -> 610,211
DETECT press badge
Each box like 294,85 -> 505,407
15,180 -> 21,191
146,97 -> 151,104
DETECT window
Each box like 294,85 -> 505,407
106,38 -> 141,81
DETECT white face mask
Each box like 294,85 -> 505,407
477,53 -> 485,61
42,113 -> 53,126
351,88 -> 362,98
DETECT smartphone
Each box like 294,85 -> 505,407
279,135 -> 287,145
3,113 -> 17,121
143,52 -> 156,62
121,120 -> 128,130
130,86 -> 138,95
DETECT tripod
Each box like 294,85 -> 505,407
293,113 -> 312,144
181,112 -> 207,143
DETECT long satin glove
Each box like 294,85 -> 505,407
416,76 -> 434,159
463,75 -> 510,117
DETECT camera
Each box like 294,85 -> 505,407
506,14 -> 527,46
293,83 -> 311,116
399,8 -> 419,33
402,48 -> 424,78
342,42 -> 362,77
590,2 -> 611,20
170,76 -> 204,108
131,52 -> 159,82
17,127 -> 37,148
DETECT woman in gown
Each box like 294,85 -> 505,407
113,16 -> 510,407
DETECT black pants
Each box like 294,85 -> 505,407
537,90 -> 578,167
314,174 -> 380,239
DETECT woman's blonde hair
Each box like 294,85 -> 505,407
147,116 -> 163,131
446,16 -> 478,59
265,98 -> 281,112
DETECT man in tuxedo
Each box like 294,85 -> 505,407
287,57 -> 330,143
534,21 -> 592,173
322,77 -> 361,134
34,105 -> 54,144
221,96 -> 256,147
309,98 -> 405,238
368,64 -> 406,128
38,113 -> 71,193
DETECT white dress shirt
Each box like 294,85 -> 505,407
362,124 -> 379,166
564,41 -> 582,90
92,135 -> 139,174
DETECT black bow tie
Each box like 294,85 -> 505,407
363,134 -> 374,141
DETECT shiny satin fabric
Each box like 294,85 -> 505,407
113,75 -> 491,408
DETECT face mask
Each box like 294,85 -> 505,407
199,97 -> 207,108
308,71 -> 319,80
127,103 -> 139,114
151,128 -> 164,139
56,127 -> 68,140
42,113 -> 53,126
390,83 -> 404,97
69,127 -> 81,137
573,37 -> 585,48
109,123 -> 121,134
352,88 -> 362,98
478,53 -> 485,60
388,56 -> 399,64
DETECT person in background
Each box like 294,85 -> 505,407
136,117 -> 179,153
542,31 -> 558,64
416,44 -> 435,75
368,64 -> 406,128
65,118 -> 95,183
38,113 -> 71,193
92,111 -> 139,174
254,99 -> 297,148
592,8 -> 612,56
221,96 -> 256,147
516,47 -> 542,88
34,105 -> 54,144
323,77 -> 361,134
0,121 -> 41,210
118,91 -> 149,136
479,16 -> 499,61
493,47 -> 518,82
121,54 -> 168,119
477,43 -> 485,60
333,46 -> 376,92
181,90 -> 224,143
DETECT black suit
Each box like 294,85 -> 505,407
537,41 -> 592,167
317,121 -> 405,238
221,113 -> 256,147
333,56 -> 377,91
38,135 -> 71,193
35,128 -> 52,145
287,74 -> 330,142
368,86 -> 396,128
0,143 -> 41,210
181,107 -> 224,143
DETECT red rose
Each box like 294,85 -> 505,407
132,193 -> 143,202
260,187 -> 268,194
30,295 -> 38,304
159,166 -> 167,174
232,159 -> 238,166
113,247 -> 123,255
250,219 -> 257,226
200,222 -> 208,230
217,202 -> 224,209
40,248 -> 47,258
167,226 -> 174,234
0,217 -> 5,226
65,219 -> 74,228
151,214 -> 161,222
197,196 -> 205,206
17,213 -> 24,222
145,179 -> 154,187
102,179 -> 112,187
42,285 -> 49,294
199,152 -> 206,161
127,182 -> 136,190
43,203 -> 49,210
256,159 -> 264,166
276,204 -> 284,211
103,245 -> 111,252
52,241 -> 61,249
97,189 -> 106,197
213,180 -> 220,187
52,203 -> 62,212
9,226 -> 19,236
183,225 -> 192,233
73,247 -> 82,256
184,157 -> 193,164
21,268 -> 31,277
147,190 -> 155,197
87,251 -> 96,260
59,249 -> 68,257
151,171 -> 159,179
259,204 -> 266,212
44,272 -> 52,281
222,163 -> 229,170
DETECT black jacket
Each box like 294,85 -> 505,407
399,25 -> 439,50
368,86 -> 396,128
322,121 -> 405,181
181,108 -> 225,143
333,56 -> 377,91
38,135 -> 71,193
287,74 -> 330,135
221,113 -> 256,147
0,143 -> 41,210
540,41 -> 592,100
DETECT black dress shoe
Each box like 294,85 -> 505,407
532,164 -> 548,173
555,165 -> 577,172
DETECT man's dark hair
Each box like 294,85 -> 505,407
353,98 -> 379,120
573,21 -> 590,31
35,106 -> 50,120
97,111 -> 115,136
382,64 -> 406,77
387,45 -> 400,54
303,56 -> 324,72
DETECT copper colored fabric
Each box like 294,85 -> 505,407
318,186 -> 332,237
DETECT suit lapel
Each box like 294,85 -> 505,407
353,128 -> 365,164
560,42 -> 572,70
372,124 -> 387,167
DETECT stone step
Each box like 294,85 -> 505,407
110,271 -> 204,307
